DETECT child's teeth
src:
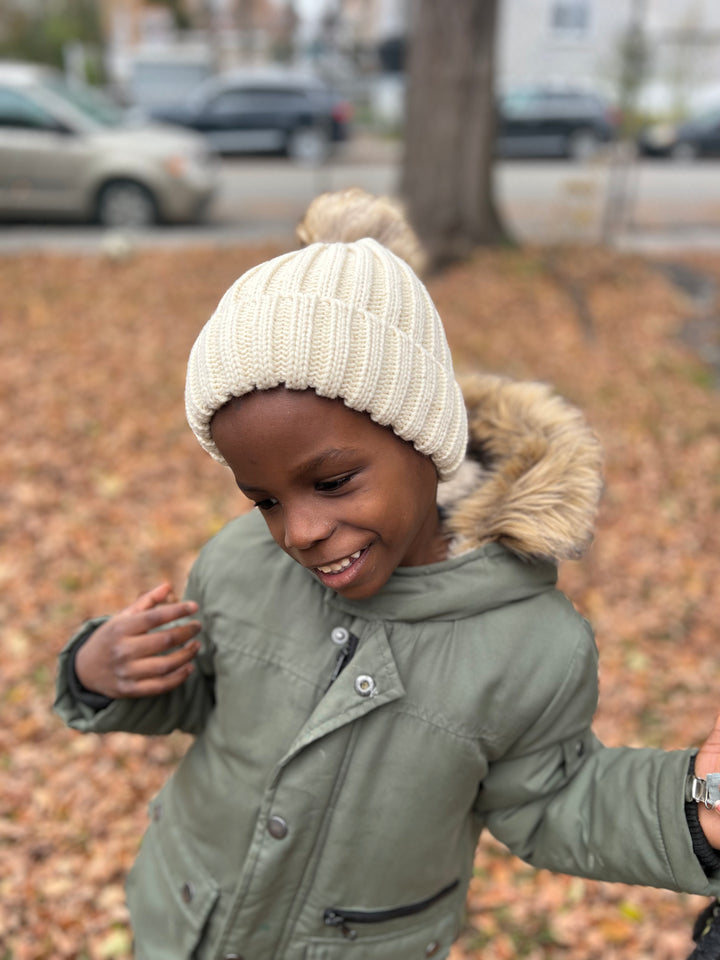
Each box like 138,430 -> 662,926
318,550 -> 362,574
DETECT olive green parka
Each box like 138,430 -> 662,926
55,375 -> 720,960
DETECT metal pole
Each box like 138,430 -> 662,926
601,0 -> 648,245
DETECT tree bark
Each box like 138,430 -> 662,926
401,0 -> 509,270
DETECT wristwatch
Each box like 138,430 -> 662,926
686,772 -> 720,810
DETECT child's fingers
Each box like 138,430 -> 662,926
127,620 -> 202,660
122,600 -> 199,637
120,640 -> 200,684
108,639 -> 200,698
115,660 -> 198,699
126,582 -> 174,614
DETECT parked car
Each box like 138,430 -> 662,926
638,108 -> 720,159
496,87 -> 620,160
150,68 -> 353,164
0,61 -> 217,228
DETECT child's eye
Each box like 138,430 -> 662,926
316,473 -> 354,493
254,497 -> 278,511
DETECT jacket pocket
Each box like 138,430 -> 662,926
306,880 -> 459,959
126,813 -> 220,960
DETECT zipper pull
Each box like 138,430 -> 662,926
324,631 -> 359,692
324,909 -> 358,940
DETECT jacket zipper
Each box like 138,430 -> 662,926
324,631 -> 359,692
323,878 -> 459,940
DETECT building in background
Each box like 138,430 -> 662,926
98,0 -> 406,113
311,0 -> 720,127
498,0 -> 720,116
4,0 -> 720,121
101,0 -> 296,107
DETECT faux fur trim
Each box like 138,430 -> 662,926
439,374 -> 604,562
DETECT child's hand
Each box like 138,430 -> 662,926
74,583 -> 202,700
694,715 -> 720,849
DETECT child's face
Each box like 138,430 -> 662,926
210,387 -> 444,599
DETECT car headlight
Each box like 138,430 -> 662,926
163,155 -> 190,178
645,123 -> 677,148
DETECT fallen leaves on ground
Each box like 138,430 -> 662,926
0,240 -> 718,959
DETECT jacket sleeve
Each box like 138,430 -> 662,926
475,622 -> 720,897
53,564 -> 216,737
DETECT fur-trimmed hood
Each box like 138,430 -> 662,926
438,374 -> 603,563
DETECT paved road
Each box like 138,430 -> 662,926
2,139 -> 720,255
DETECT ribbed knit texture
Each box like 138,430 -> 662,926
185,238 -> 468,479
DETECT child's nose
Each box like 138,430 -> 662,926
283,503 -> 332,551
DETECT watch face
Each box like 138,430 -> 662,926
707,773 -> 720,807
686,773 -> 720,808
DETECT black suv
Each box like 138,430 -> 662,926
151,68 -> 352,164
496,87 -> 620,160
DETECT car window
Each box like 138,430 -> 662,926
500,92 -> 536,118
692,109 -> 720,131
40,76 -> 124,127
551,93 -> 600,113
501,90 -> 602,119
540,94 -> 595,116
249,89 -> 309,108
207,87 -> 308,115
205,89 -> 253,115
0,87 -> 59,129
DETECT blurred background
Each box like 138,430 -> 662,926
2,3 -> 720,960
3,0 -> 720,251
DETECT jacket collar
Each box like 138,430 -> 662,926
326,543 -> 557,622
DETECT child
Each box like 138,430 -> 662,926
55,191 -> 720,960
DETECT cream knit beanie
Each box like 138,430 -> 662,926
185,237 -> 468,480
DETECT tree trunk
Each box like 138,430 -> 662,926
401,0 -> 509,270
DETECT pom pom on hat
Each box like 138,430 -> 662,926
296,187 -> 428,277
185,236 -> 468,480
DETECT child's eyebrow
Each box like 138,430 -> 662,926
237,448 -> 362,493
298,448 -> 362,475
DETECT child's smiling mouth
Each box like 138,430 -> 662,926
311,546 -> 371,589
315,549 -> 364,575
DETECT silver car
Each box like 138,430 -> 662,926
0,62 -> 217,228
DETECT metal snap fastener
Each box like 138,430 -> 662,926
267,815 -> 289,839
575,739 -> 585,757
180,881 -> 194,904
331,626 -> 350,645
354,674 -> 376,697
425,941 -> 440,957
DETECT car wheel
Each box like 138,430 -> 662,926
96,179 -> 158,228
287,126 -> 331,165
670,141 -> 698,162
568,128 -> 600,162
